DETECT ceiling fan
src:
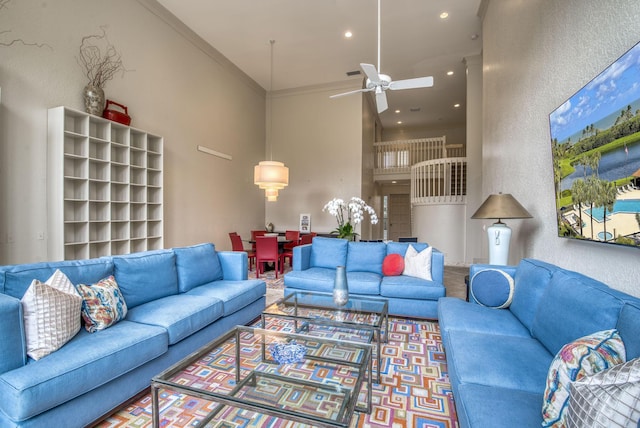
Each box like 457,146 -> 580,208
330,0 -> 434,114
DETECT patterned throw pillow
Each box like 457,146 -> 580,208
382,254 -> 405,276
566,357 -> 640,428
403,245 -> 432,281
542,329 -> 626,427
76,276 -> 128,333
21,269 -> 83,360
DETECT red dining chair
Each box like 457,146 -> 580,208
229,232 -> 255,270
283,230 -> 300,251
255,236 -> 281,278
250,230 -> 266,252
299,234 -> 313,245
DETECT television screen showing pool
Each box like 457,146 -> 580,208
549,40 -> 640,248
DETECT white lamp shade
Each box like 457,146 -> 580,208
265,188 -> 279,201
254,161 -> 289,189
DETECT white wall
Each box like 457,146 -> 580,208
0,0 -> 266,263
383,124 -> 466,146
482,0 -> 640,295
264,86 -> 364,234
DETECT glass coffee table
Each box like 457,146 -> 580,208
151,326 -> 372,428
262,290 -> 389,383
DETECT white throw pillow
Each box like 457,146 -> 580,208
403,245 -> 433,281
21,269 -> 83,360
567,357 -> 640,428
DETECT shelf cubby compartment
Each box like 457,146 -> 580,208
147,203 -> 162,221
111,183 -> 129,202
111,222 -> 130,240
111,164 -> 129,184
130,167 -> 146,186
89,201 -> 109,222
130,185 -> 146,203
89,180 -> 110,202
89,139 -> 110,161
147,237 -> 163,251
130,221 -> 147,239
111,202 -> 129,221
65,243 -> 89,260
110,124 -> 130,146
90,242 -> 110,259
147,187 -> 162,204
89,221 -> 110,242
130,150 -> 146,168
130,238 -> 147,253
111,240 -> 130,256
130,131 -> 147,151
64,156 -> 88,179
63,110 -> 89,135
111,143 -> 129,165
64,200 -> 88,222
147,220 -> 162,237
88,117 -> 110,141
130,203 -> 147,221
147,136 -> 162,153
64,222 -> 88,244
147,152 -> 162,170
89,159 -> 110,181
64,178 -> 88,200
64,134 -> 87,157
147,171 -> 162,187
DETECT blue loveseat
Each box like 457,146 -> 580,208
283,237 -> 445,318
0,243 -> 265,428
438,258 -> 640,428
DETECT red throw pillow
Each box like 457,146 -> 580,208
382,254 -> 405,276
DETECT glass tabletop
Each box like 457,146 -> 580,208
151,326 -> 372,428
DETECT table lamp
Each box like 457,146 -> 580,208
471,193 -> 532,265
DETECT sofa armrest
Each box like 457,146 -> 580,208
0,293 -> 27,374
431,249 -> 445,285
293,244 -> 311,271
218,251 -> 248,280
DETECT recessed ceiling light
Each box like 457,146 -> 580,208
440,12 -> 449,19
397,121 -> 403,124
392,181 -> 397,184
395,109 -> 400,114
454,103 -> 461,108
447,71 -> 454,76
344,31 -> 353,38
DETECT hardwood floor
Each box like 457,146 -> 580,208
443,265 -> 469,301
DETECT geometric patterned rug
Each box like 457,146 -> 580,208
93,271 -> 459,428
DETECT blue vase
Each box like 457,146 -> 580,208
333,265 -> 349,306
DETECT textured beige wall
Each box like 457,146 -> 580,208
0,0 -> 266,263
483,0 -> 640,295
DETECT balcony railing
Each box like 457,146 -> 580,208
411,157 -> 467,204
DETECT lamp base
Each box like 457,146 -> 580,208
487,222 -> 511,265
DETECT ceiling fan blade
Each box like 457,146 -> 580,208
375,90 -> 388,113
329,88 -> 374,99
360,63 -> 382,84
389,76 -> 434,91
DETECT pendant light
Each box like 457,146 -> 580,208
254,40 -> 289,201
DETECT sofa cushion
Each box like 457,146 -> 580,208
447,329 -> 554,394
380,275 -> 444,300
186,279 -> 266,316
0,258 -> 114,299
284,267 -> 336,293
346,242 -> 386,274
532,270 -> 624,356
509,258 -> 555,333
113,250 -> 178,309
310,237 -> 348,269
567,357 -> 640,428
21,270 -> 82,360
403,245 -> 432,281
541,329 -> 625,428
173,243 -> 223,293
386,242 -> 429,256
617,303 -> 640,360
382,254 -> 404,276
76,275 -> 128,332
470,268 -> 514,309
125,294 -> 223,344
0,320 -> 167,422
438,297 -> 531,340
345,271 -> 381,295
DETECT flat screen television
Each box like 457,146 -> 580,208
549,40 -> 640,248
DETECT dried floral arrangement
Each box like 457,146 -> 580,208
77,28 -> 125,89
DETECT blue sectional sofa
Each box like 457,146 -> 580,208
438,258 -> 640,428
283,237 -> 445,318
0,243 -> 265,428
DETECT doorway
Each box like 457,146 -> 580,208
387,193 -> 411,241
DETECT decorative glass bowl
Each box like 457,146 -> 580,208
269,341 -> 306,364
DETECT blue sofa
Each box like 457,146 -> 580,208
0,243 -> 265,428
438,258 -> 640,428
283,237 -> 445,318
